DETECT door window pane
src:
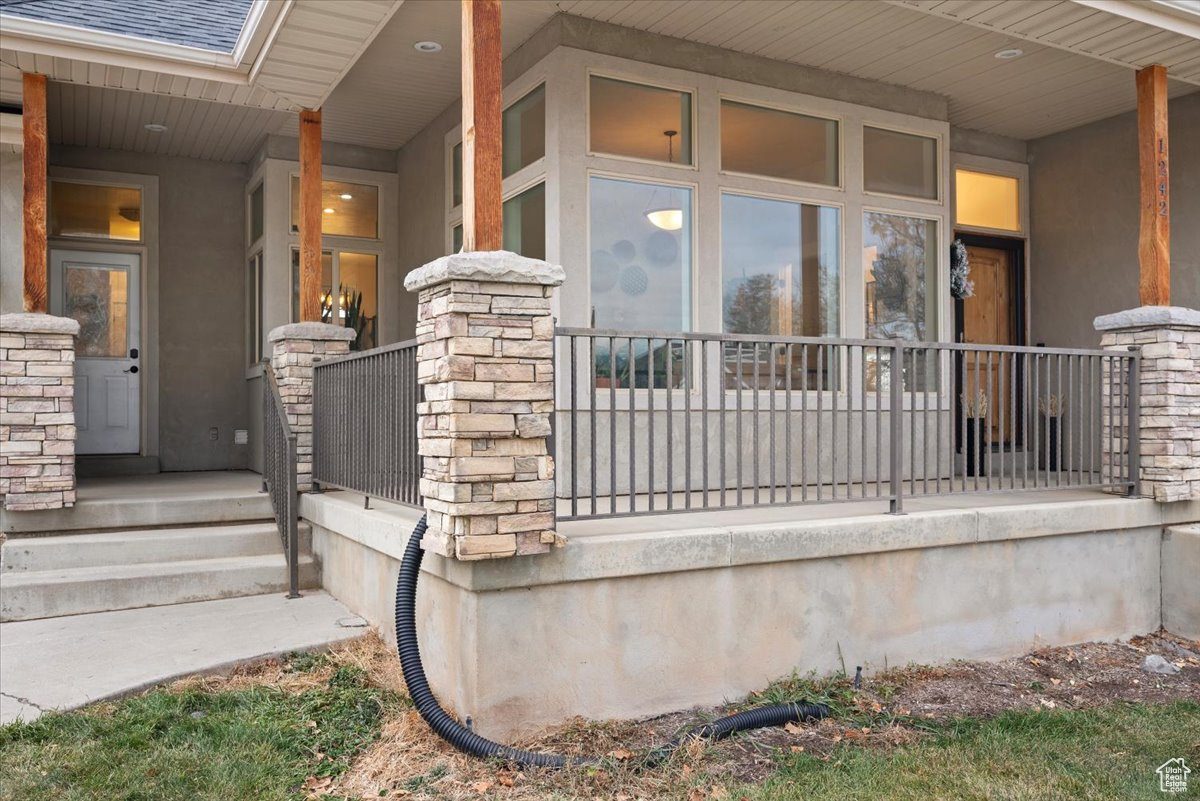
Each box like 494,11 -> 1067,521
452,142 -> 463,208
589,76 -> 692,165
955,169 -> 1020,231
64,266 -> 129,357
339,253 -> 378,351
863,127 -> 938,199
503,85 -> 545,178
864,212 -> 938,341
247,253 -> 263,365
50,182 -> 141,241
502,183 -> 545,260
452,224 -> 463,253
721,101 -> 838,186
589,177 -> 692,388
290,178 -> 379,238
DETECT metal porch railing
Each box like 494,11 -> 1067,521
262,367 -> 300,598
554,328 -> 1139,521
312,339 -> 423,508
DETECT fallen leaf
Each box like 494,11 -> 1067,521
1050,678 -> 1062,685
861,727 -> 872,735
790,745 -> 805,753
870,701 -> 883,713
831,734 -> 844,743
1039,698 -> 1057,709
472,781 -> 493,794
610,747 -> 635,760
783,722 -> 803,735
496,771 -> 515,787
688,789 -> 707,801
711,786 -> 729,799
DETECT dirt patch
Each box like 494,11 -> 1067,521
186,631 -> 1200,801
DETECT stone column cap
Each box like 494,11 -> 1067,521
268,322 -> 356,343
1094,305 -> 1200,331
0,312 -> 81,335
405,250 -> 565,293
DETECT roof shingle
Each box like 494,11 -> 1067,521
0,0 -> 255,54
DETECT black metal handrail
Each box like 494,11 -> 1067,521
312,338 -> 422,508
262,366 -> 300,598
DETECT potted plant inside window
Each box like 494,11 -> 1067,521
1039,394 -> 1066,472
962,389 -> 989,477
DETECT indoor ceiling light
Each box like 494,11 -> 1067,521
339,193 -> 353,200
414,41 -> 442,53
144,122 -> 167,132
323,207 -> 335,214
994,48 -> 1024,59
645,208 -> 683,231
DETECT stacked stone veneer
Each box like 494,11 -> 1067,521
268,322 -> 355,493
1,313 -> 80,511
405,252 -> 565,561
1096,306 -> 1200,503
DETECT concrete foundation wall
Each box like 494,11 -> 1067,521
304,491 -> 1199,740
1163,525 -> 1200,641
49,146 -> 249,472
1028,92 -> 1200,349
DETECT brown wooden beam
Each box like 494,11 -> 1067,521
298,108 -> 323,322
1136,64 -> 1170,306
461,0 -> 503,252
22,73 -> 47,314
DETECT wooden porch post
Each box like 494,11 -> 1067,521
22,73 -> 47,314
461,0 -> 503,252
298,109 -> 323,322
1136,64 -> 1169,307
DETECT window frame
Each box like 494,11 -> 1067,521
717,94 -> 844,191
861,123 -> 943,205
48,177 -> 146,244
585,69 -> 699,172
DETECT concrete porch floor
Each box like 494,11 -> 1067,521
0,590 -> 366,725
1,471 -> 268,535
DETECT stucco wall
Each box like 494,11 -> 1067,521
49,146 -> 249,472
1029,92 -> 1200,348
0,149 -> 22,314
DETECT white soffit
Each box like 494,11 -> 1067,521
890,0 -> 1200,84
552,0 -> 1198,139
319,0 -> 554,150
0,0 -> 403,113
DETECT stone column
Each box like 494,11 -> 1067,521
405,251 -> 564,561
1,313 -> 80,511
1095,306 -> 1200,503
268,322 -> 355,492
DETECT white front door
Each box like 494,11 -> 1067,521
50,250 -> 141,454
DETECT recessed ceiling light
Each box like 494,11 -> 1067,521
414,41 -> 442,53
323,207 -> 335,214
994,48 -> 1024,60
339,193 -> 353,200
144,122 -> 168,132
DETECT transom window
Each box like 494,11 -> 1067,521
49,181 -> 142,241
863,126 -> 939,200
289,178 -> 378,239
589,76 -> 693,166
955,168 -> 1020,232
720,100 -> 838,186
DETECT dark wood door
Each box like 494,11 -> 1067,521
962,245 -> 1016,443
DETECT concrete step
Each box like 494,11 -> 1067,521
1,523 -> 312,573
1,490 -> 273,535
0,554 -> 319,622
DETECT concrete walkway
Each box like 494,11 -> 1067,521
0,591 -> 367,724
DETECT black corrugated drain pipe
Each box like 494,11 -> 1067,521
395,514 -> 830,769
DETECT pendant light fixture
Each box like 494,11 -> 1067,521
645,130 -> 683,231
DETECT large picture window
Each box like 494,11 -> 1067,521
589,176 -> 693,388
863,212 -> 938,341
291,250 -> 379,350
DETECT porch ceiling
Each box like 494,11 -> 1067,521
3,1 -> 1197,161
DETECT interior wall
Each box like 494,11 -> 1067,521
1029,92 -> 1200,348
49,145 -> 249,472
0,149 -> 22,314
